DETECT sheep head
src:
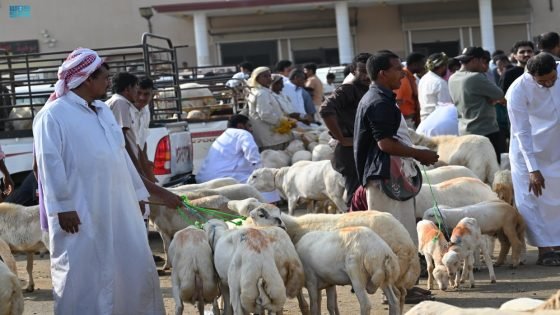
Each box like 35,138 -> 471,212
249,206 -> 286,230
228,198 -> 262,216
247,168 -> 277,192
433,265 -> 450,291
442,250 -> 462,287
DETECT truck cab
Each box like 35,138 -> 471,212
0,34 -> 195,187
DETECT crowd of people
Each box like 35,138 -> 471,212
24,30 -> 560,313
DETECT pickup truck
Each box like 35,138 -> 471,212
0,34 -> 199,187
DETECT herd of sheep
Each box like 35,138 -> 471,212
1,128 -> 560,315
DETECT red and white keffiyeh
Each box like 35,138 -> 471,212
47,48 -> 104,104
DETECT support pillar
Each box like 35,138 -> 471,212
335,1 -> 354,64
193,12 -> 211,66
478,0 -> 496,53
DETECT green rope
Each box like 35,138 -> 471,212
422,165 -> 451,242
179,195 -> 247,226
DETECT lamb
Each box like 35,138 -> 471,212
285,139 -> 306,156
492,169 -> 514,206
204,220 -> 288,315
318,130 -> 332,144
414,177 -> 500,219
416,220 -> 450,291
248,208 -> 420,311
261,149 -> 291,168
422,165 -> 478,184
168,226 -> 219,315
442,217 -> 496,289
408,130 -> 500,184
247,160 -> 347,215
0,259 -> 23,315
291,150 -> 312,164
0,203 -> 48,292
296,226 -> 401,315
311,144 -> 334,161
227,197 -> 263,216
422,200 -> 526,267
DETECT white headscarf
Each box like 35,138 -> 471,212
247,66 -> 270,88
47,48 -> 104,104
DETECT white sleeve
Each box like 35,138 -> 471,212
33,112 -> 75,214
123,150 -> 150,201
239,132 -> 262,167
507,85 -> 540,172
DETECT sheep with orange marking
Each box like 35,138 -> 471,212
247,208 -> 419,312
423,200 -> 526,267
168,226 -> 219,315
295,226 -> 401,315
204,219 -> 300,315
416,220 -> 450,291
442,217 -> 496,289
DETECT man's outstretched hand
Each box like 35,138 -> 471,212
415,149 -> 439,166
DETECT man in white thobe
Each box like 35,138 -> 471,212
197,114 -> 261,183
34,48 -> 182,314
506,53 -> 560,266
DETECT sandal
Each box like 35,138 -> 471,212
536,251 -> 560,266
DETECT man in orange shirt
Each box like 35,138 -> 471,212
394,52 -> 425,128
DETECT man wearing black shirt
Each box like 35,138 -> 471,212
354,51 -> 439,244
320,53 -> 372,207
500,40 -> 534,93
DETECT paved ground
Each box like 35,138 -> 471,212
16,230 -> 560,315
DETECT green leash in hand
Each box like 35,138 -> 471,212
422,165 -> 451,242
176,195 -> 248,229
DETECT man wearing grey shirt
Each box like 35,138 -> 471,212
449,46 -> 506,162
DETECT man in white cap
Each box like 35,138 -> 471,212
33,48 -> 182,314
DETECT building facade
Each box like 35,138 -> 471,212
0,0 -> 557,67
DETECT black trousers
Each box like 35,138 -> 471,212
485,130 -> 507,164
332,145 -> 360,205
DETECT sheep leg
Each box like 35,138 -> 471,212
397,286 -> 406,313
25,252 -> 35,292
288,198 -> 298,216
228,278 -> 243,315
212,298 -> 221,315
330,196 -> 348,214
346,264 -> 372,315
307,285 -> 322,315
382,285 -> 401,315
221,282 -> 233,315
160,232 -> 172,270
197,298 -> 205,315
465,254 -> 475,288
172,278 -> 184,315
503,224 -> 523,268
296,289 -> 310,315
479,239 -> 496,283
325,286 -> 339,315
425,256 -> 434,290
495,232 -> 509,266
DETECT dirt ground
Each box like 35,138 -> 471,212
16,230 -> 560,315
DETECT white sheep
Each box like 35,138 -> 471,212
0,203 -> 47,292
170,183 -> 265,203
318,130 -> 332,144
311,144 -> 334,161
0,258 -> 23,315
247,161 -> 346,215
204,220 -> 288,315
261,149 -> 291,168
296,226 -> 401,315
414,177 -> 500,219
0,238 -> 17,277
248,209 -> 419,311
307,141 -> 318,152
423,200 -> 526,267
291,150 -> 312,164
442,217 -> 496,289
416,220 -> 449,291
285,139 -> 306,156
171,177 -> 239,192
168,226 -> 219,315
422,165 -> 478,184
492,169 -> 514,206
408,129 -> 500,184
227,198 -> 263,216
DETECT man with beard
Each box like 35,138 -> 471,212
500,40 -> 535,92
